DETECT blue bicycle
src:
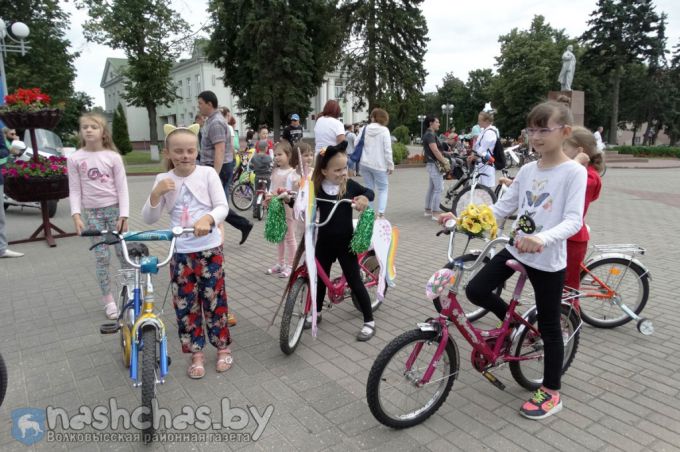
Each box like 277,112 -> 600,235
84,226 -> 193,443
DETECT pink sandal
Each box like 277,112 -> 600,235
216,349 -> 233,372
188,352 -> 205,379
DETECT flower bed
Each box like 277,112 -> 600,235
1,156 -> 69,202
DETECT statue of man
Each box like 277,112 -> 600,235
558,45 -> 576,91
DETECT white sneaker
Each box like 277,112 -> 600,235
0,249 -> 24,258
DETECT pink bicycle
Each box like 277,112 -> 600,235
366,221 -> 581,428
279,198 -> 384,355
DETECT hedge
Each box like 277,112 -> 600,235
392,143 -> 409,165
392,125 -> 410,145
613,146 -> 680,158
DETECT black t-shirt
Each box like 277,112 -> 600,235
316,179 -> 375,241
282,125 -> 304,145
422,129 -> 441,163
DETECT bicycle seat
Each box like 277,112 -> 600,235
505,259 -> 527,277
127,243 -> 149,258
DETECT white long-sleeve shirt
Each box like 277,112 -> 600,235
493,160 -> 587,272
474,126 -> 498,188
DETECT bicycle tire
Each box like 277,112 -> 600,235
140,326 -> 157,443
256,203 -> 264,221
0,353 -> 7,407
118,286 -> 132,368
231,182 -> 254,211
451,185 -> 496,216
351,251 -> 384,313
280,277 -> 309,355
366,329 -> 459,429
439,179 -> 465,213
578,257 -> 649,328
509,304 -> 580,391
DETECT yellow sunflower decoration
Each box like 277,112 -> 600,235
457,204 -> 498,239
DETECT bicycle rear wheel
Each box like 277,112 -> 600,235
352,251 -> 384,313
578,257 -> 649,328
280,277 -> 309,355
452,185 -> 496,216
366,329 -> 459,429
231,182 -> 254,211
509,304 -> 580,391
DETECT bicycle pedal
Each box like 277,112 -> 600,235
482,370 -> 506,391
100,322 -> 120,334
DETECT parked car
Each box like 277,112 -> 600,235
3,129 -> 69,218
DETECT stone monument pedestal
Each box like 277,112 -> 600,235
548,90 -> 584,126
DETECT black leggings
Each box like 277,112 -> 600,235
466,248 -> 565,391
315,237 -> 373,323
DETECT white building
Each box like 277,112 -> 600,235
100,43 -> 367,148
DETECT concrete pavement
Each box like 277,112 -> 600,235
1,164 -> 679,451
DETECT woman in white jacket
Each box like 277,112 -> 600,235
359,108 -> 394,217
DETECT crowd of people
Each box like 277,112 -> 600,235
0,88 -> 608,421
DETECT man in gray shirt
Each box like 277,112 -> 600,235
197,90 -> 253,245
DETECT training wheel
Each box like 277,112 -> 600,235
637,318 -> 654,336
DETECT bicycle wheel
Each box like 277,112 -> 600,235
118,286 -> 133,368
0,353 -> 7,407
451,185 -> 496,216
578,257 -> 649,328
366,329 -> 459,429
280,277 -> 309,355
255,202 -> 264,221
509,304 -> 580,391
231,182 -> 254,211
140,326 -> 157,443
352,251 -> 384,313
439,180 -> 462,213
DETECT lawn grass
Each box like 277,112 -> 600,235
123,150 -> 163,174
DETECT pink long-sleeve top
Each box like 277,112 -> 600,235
67,149 -> 130,217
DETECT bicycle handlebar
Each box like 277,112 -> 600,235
439,220 -> 513,269
316,198 -> 355,227
84,226 -> 196,269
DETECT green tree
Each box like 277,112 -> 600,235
436,73 -> 467,133
0,0 -> 77,114
340,0 -> 428,112
55,91 -> 94,138
207,0 -> 344,139
465,69 -> 496,125
581,0 -> 662,144
492,15 -> 571,137
664,40 -> 680,144
112,103 -> 133,155
78,0 -> 190,146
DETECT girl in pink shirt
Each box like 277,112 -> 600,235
67,112 -> 130,320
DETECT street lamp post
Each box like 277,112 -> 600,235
441,103 -> 454,134
0,18 -> 31,104
417,114 -> 426,139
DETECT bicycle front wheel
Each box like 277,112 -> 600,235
140,326 -> 157,443
509,304 -> 580,391
579,257 -> 649,328
280,277 -> 309,355
366,329 -> 460,429
452,185 -> 496,216
231,182 -> 254,211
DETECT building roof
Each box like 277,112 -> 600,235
100,58 -> 129,88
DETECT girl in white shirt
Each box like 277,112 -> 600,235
442,101 -> 586,420
142,125 -> 233,380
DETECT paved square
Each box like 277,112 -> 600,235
1,165 -> 679,451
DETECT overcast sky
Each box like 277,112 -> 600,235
61,0 -> 680,107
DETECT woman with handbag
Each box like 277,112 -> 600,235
422,116 -> 450,221
358,108 -> 394,218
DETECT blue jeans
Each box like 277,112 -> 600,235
361,166 -> 389,214
425,162 -> 443,213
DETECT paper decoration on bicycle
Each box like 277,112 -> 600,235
516,214 -> 536,234
372,218 -> 399,301
264,197 -> 287,243
457,204 -> 498,239
350,207 -> 375,254
425,269 -> 456,300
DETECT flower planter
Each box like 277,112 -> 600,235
4,175 -> 69,202
0,108 -> 63,130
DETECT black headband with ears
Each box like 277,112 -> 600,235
318,140 -> 348,165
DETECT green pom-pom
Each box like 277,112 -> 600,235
264,197 -> 288,243
350,207 -> 375,254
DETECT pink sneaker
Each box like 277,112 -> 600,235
520,388 -> 563,420
278,266 -> 292,278
266,264 -> 283,275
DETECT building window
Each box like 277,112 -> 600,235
176,80 -> 182,98
212,74 -> 216,86
196,74 -> 201,93
334,80 -> 344,99
186,77 -> 191,98
180,113 -> 185,125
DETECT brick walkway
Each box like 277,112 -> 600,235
1,165 -> 679,451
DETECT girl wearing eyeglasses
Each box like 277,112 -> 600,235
441,100 -> 587,420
